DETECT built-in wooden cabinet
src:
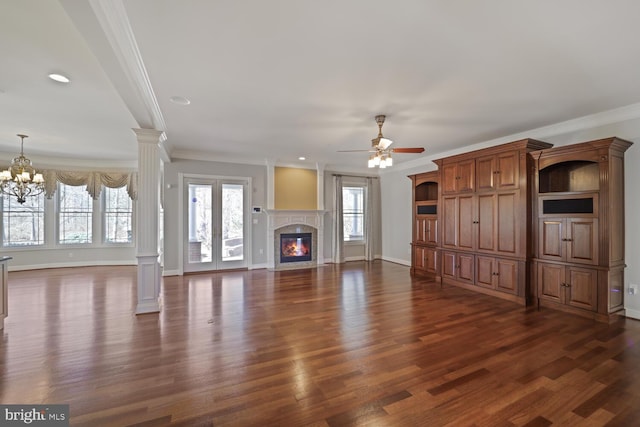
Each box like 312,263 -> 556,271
434,138 -> 552,304
531,137 -> 632,321
409,136 -> 631,322
409,171 -> 440,280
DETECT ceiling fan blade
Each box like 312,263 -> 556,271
337,149 -> 375,152
391,147 -> 425,153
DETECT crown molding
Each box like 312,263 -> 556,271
87,0 -> 167,144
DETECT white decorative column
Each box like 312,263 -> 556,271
133,128 -> 164,314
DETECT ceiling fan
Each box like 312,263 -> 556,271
339,115 -> 425,168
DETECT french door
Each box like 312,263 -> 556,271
183,177 -> 248,272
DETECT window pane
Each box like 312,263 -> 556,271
59,184 -> 92,244
188,183 -> 212,263
2,193 -> 45,246
343,186 -> 364,241
104,186 -> 133,243
222,183 -> 243,261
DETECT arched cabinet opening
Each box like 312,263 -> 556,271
538,160 -> 599,193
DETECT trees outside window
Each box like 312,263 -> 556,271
58,183 -> 92,244
104,186 -> 133,243
1,193 -> 45,246
342,186 -> 365,242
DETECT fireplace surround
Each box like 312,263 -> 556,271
266,209 -> 326,270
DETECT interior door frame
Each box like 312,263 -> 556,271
177,173 -> 252,275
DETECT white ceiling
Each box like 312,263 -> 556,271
2,0 -> 640,172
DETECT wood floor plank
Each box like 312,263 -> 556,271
1,262 -> 640,426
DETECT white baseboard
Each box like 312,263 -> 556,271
250,263 -> 268,270
625,307 -> 640,320
381,255 -> 411,267
8,260 -> 137,272
162,269 -> 180,277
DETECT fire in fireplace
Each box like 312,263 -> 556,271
280,233 -> 312,263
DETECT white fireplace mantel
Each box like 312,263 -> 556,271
265,209 -> 327,269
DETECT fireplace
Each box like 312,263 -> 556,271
268,214 -> 323,270
280,233 -> 312,263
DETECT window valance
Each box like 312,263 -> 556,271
42,170 -> 137,200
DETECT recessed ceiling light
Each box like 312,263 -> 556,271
48,73 -> 70,83
298,156 -> 306,161
170,96 -> 191,105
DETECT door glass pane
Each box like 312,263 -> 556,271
188,184 -> 212,263
222,183 -> 243,261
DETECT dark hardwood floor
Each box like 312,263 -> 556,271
1,261 -> 640,426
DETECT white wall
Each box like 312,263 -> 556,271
380,116 -> 640,319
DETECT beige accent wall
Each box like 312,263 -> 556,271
274,167 -> 317,210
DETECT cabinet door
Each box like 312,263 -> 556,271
538,219 -> 564,261
537,262 -> 564,304
476,155 -> 496,192
442,251 -> 457,280
477,193 -> 496,252
442,196 -> 457,248
496,151 -> 519,189
442,251 -> 473,284
442,163 -> 458,194
495,258 -> 518,294
566,266 -> 597,311
415,217 -> 428,244
457,195 -> 475,251
425,247 -> 439,274
458,253 -> 475,284
426,217 -> 438,245
496,192 -> 517,255
476,256 -> 495,289
414,246 -> 427,271
567,218 -> 598,265
457,159 -> 475,193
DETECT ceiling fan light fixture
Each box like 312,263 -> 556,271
368,155 -> 375,168
378,137 -> 393,150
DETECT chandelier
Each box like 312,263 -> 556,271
0,134 -> 45,204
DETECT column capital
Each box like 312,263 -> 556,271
132,128 -> 165,144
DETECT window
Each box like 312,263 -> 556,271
1,193 -> 45,246
103,186 -> 133,243
343,186 -> 364,242
58,183 -> 92,244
